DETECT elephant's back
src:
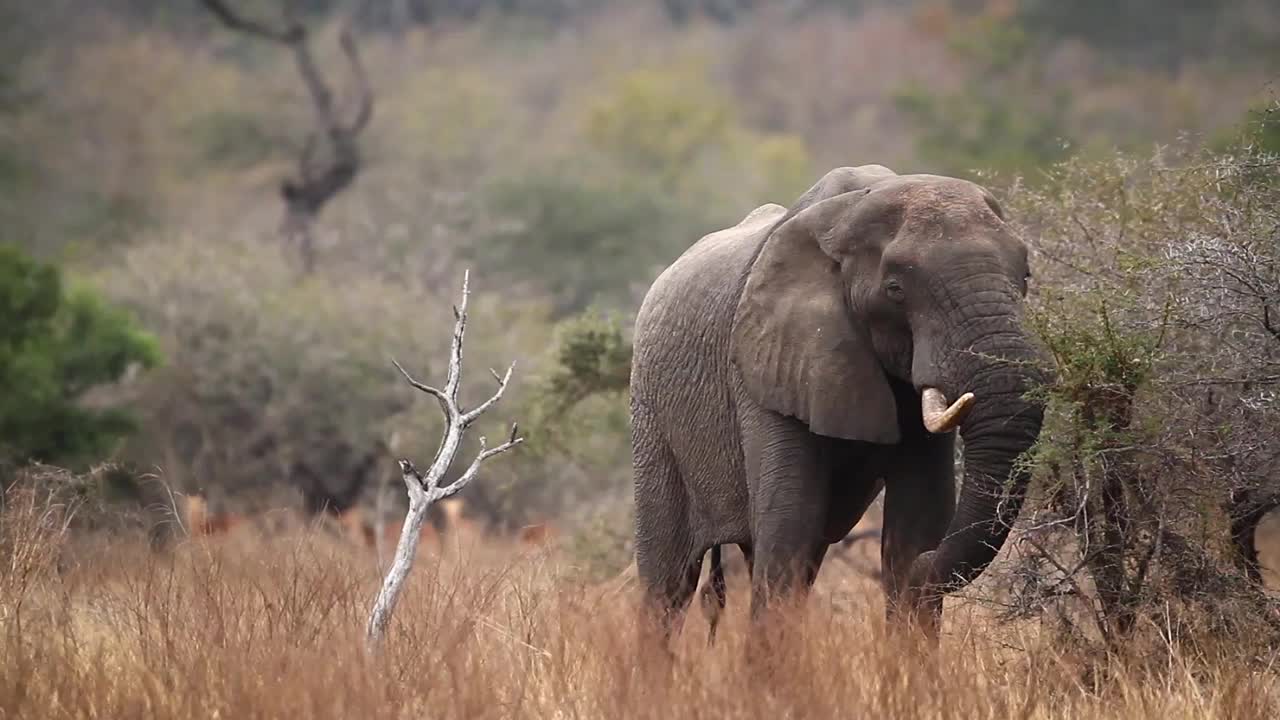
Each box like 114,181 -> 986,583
632,203 -> 786,400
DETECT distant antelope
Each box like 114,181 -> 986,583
337,506 -> 374,547
382,515 -> 440,549
438,497 -> 484,549
181,494 -> 246,537
516,522 -> 559,547
337,505 -> 440,552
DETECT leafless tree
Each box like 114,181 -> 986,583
365,271 -> 523,652
200,0 -> 374,272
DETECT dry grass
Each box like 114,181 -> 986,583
3,491 -> 1279,720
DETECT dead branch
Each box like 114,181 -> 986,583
199,0 -> 374,273
365,271 -> 524,652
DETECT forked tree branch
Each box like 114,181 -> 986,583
199,0 -> 375,272
200,0 -> 300,42
366,272 -> 524,651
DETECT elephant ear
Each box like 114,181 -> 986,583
730,169 -> 900,444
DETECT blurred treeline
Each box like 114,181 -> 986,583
1,0 -> 1277,539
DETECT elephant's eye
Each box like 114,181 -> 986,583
884,278 -> 905,303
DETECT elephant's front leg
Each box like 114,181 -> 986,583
743,411 -> 833,620
880,432 -> 955,634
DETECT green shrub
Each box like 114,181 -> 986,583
476,173 -> 710,316
524,310 -> 631,450
484,310 -> 633,526
1213,100 -> 1280,160
0,245 -> 160,471
582,61 -> 814,207
584,64 -> 734,186
896,13 -> 1073,180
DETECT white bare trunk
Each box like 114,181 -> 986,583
364,271 -> 522,652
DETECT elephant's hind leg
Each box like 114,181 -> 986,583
633,413 -> 702,649
637,544 -> 704,650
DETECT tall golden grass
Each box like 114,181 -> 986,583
3,488 -> 1278,720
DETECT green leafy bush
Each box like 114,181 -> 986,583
1214,101 -> 1280,160
896,13 -> 1073,180
485,311 -> 633,527
524,310 -> 632,448
0,245 -> 160,471
476,173 -> 710,315
584,65 -> 735,186
473,61 -> 814,318
582,61 -> 814,206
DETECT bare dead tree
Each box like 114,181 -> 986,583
365,271 -> 523,652
200,0 -> 374,273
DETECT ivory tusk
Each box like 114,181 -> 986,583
921,388 -> 976,434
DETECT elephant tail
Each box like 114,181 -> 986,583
699,545 -> 728,644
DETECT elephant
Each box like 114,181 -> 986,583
629,165 -> 1047,643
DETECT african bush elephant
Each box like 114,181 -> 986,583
629,165 -> 1047,642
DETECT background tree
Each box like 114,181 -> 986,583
200,0 -> 374,273
895,7 -> 1072,181
0,245 -> 159,472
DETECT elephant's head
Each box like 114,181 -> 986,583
731,165 -> 1047,599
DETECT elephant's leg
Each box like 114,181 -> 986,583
745,415 -> 832,621
633,413 -> 702,648
641,553 -> 705,647
880,432 -> 955,634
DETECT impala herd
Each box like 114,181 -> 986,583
178,492 -> 558,552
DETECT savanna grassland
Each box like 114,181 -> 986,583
4,1 -> 1280,717
3,486 -> 1280,720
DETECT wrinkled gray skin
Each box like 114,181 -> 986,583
630,165 -> 1046,643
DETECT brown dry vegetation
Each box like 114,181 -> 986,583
6,3 -> 1280,716
4,488 -> 1280,720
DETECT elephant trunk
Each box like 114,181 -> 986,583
909,320 -> 1047,596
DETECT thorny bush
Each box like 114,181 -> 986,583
978,134 -> 1280,663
